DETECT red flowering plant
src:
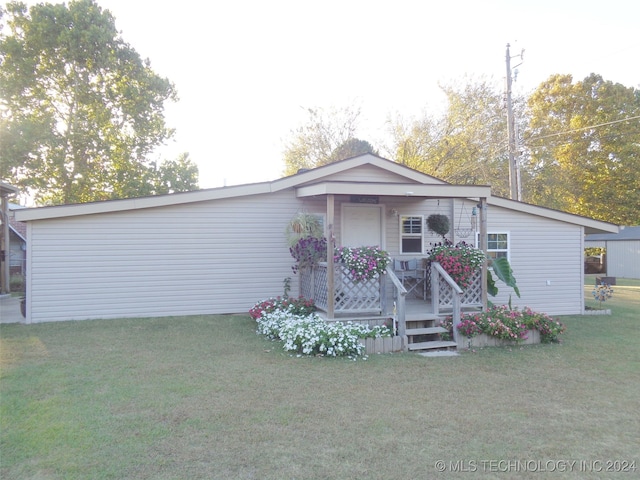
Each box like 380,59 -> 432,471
428,241 -> 485,289
452,305 -> 565,343
249,296 -> 316,320
520,306 -> 566,343
457,318 -> 482,338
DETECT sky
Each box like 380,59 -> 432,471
18,0 -> 640,189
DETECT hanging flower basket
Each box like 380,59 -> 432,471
334,246 -> 391,282
428,242 -> 484,289
289,236 -> 327,274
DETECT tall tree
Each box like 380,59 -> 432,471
282,105 -> 365,175
525,74 -> 640,225
0,0 -> 185,204
328,138 -> 377,163
153,153 -> 199,195
387,78 -> 523,197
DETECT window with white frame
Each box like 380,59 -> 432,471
400,215 -> 423,254
477,232 -> 510,259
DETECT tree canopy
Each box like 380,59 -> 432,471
384,74 -> 638,225
328,138 -> 377,163
387,78 -> 525,198
0,0 -> 197,204
524,73 -> 640,225
282,105 -> 372,175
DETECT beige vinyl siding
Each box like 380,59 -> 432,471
316,164 -> 445,184
484,205 -> 584,315
27,190 -> 304,322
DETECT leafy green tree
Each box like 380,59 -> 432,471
387,78 -> 523,197
0,0 -> 187,204
153,153 -> 199,195
328,137 -> 377,163
525,74 -> 640,225
283,105 -> 367,175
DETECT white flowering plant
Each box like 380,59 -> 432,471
335,245 -> 391,282
253,298 -> 392,358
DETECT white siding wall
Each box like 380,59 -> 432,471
606,241 -> 640,279
378,198 -> 585,315
484,205 -> 584,315
25,184 -> 591,322
27,190 -> 306,322
318,164 -> 444,184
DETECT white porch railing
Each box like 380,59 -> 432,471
300,262 -> 387,318
385,266 -> 408,339
299,261 -> 483,347
431,262 -> 482,345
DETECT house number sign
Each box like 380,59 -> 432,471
350,195 -> 379,204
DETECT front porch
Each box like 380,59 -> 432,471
300,261 -> 485,352
291,174 -> 492,353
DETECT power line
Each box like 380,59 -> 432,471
525,115 -> 640,143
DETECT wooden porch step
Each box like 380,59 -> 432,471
407,340 -> 457,351
406,326 -> 448,336
406,312 -> 438,322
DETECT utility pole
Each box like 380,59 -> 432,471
505,43 -> 523,201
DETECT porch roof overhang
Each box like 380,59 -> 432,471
0,182 -> 19,197
295,182 -> 492,199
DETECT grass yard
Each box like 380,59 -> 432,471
1,280 -> 639,479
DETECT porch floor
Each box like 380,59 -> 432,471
317,297 -> 436,323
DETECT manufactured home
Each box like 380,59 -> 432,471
15,154 -> 618,343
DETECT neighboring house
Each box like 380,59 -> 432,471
1,181 -> 20,294
585,226 -> 640,279
15,154 -> 617,325
9,205 -> 27,276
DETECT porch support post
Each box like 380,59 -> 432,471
326,194 -> 335,319
479,196 -> 488,310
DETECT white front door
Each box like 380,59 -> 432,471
341,204 -> 383,247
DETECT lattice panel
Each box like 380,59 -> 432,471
302,264 -> 382,314
436,268 -> 482,308
300,267 -> 313,299
438,280 -> 454,306
313,265 -> 329,310
461,270 -> 482,305
334,264 -> 381,312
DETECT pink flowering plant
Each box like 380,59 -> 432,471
428,242 -> 485,289
457,318 -> 482,338
335,245 -> 391,282
520,306 -> 567,343
441,305 -> 566,344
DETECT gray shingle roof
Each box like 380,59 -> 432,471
586,226 -> 640,241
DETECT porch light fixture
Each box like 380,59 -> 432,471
389,208 -> 399,217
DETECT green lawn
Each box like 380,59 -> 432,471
1,282 -> 639,479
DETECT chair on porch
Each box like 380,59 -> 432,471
393,258 -> 426,300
